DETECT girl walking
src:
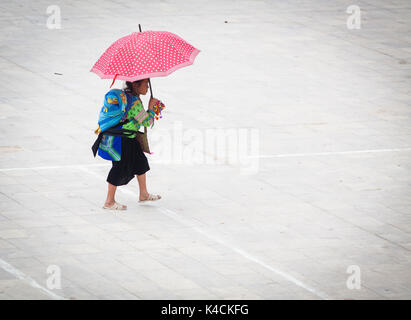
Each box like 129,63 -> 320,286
95,79 -> 162,210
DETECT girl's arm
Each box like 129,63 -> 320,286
134,97 -> 164,128
140,110 -> 155,128
133,99 -> 155,128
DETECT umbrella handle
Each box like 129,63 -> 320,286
148,78 -> 153,99
139,24 -> 154,99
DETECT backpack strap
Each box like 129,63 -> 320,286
91,119 -> 137,157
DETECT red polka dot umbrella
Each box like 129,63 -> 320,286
90,28 -> 200,89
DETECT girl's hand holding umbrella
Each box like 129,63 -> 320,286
148,97 -> 159,110
148,97 -> 165,120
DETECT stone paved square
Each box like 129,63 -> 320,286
0,0 -> 410,299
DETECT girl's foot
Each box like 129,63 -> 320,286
139,193 -> 161,202
103,201 -> 127,210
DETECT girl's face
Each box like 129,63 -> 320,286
133,79 -> 149,95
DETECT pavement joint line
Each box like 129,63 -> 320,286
157,207 -> 331,300
0,258 -> 65,300
78,166 -> 331,300
249,147 -> 411,158
0,163 -> 110,172
1,147 -> 411,172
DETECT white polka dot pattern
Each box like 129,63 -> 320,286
91,31 -> 200,81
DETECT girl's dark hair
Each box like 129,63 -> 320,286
124,80 -> 144,95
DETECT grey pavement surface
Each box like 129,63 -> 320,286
0,0 -> 411,299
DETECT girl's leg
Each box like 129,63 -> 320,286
104,182 -> 127,209
136,173 -> 162,201
136,173 -> 149,201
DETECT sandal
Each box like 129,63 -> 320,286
103,201 -> 127,210
138,194 -> 162,203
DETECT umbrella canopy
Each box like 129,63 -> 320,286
90,31 -> 200,83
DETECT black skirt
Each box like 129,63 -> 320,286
106,136 -> 150,186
